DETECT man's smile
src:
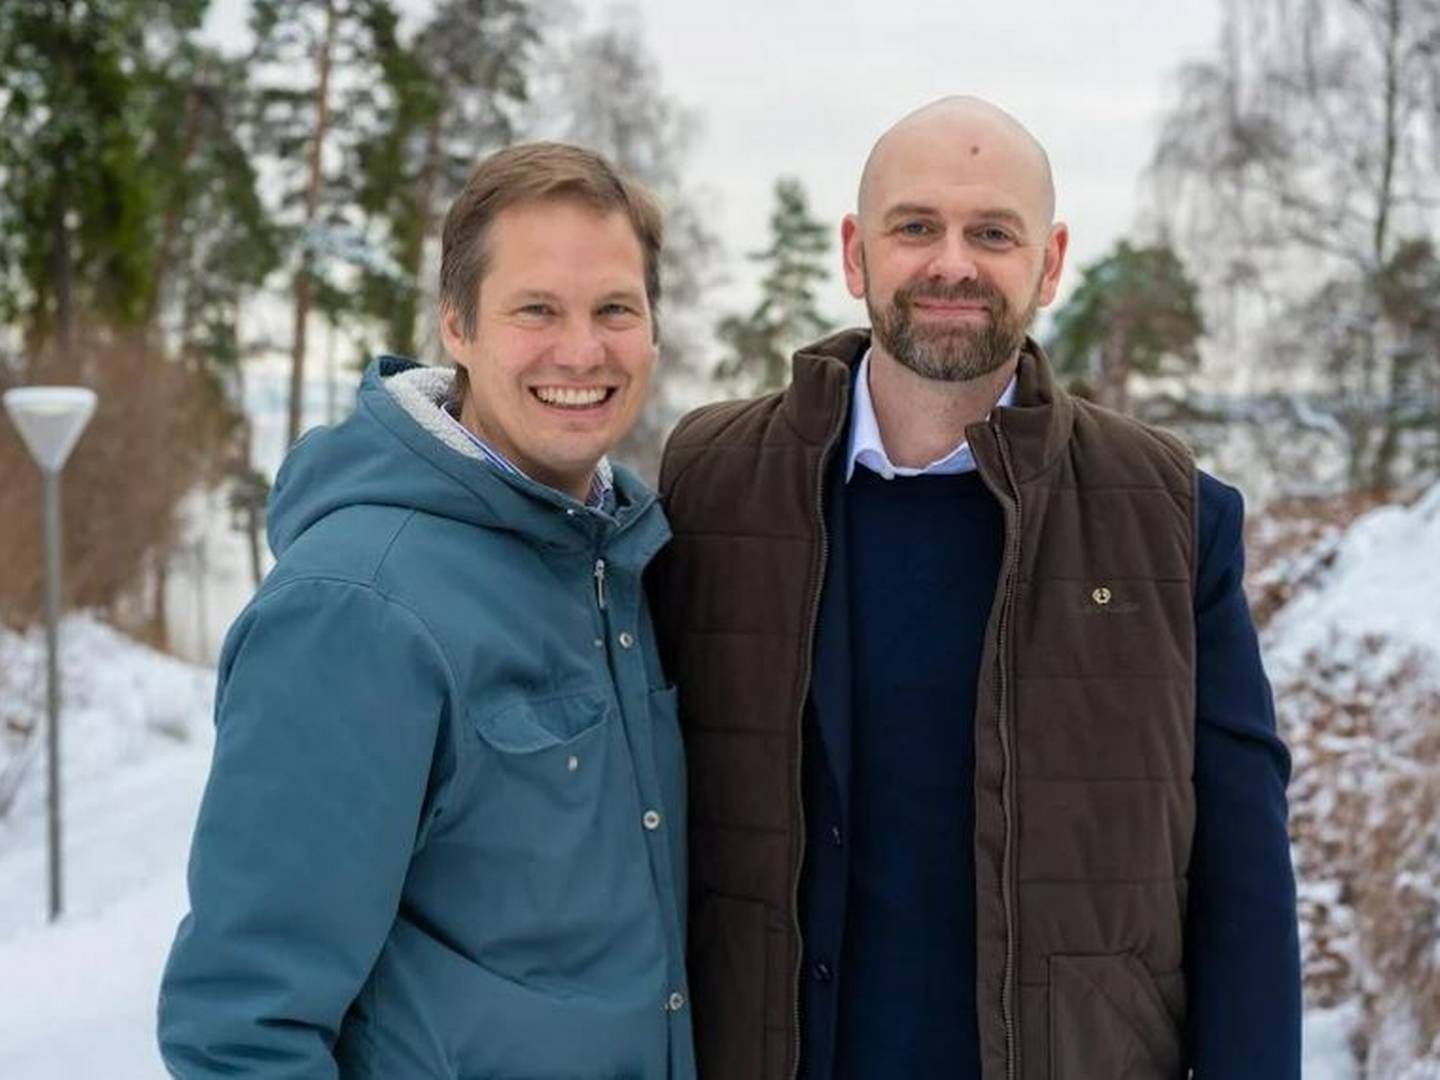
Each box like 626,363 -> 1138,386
529,385 -> 619,410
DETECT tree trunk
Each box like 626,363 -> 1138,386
1367,0 -> 1405,492
49,168 -> 76,378
246,498 -> 264,591
235,360 -> 266,590
145,80 -> 208,334
286,0 -> 338,447
389,112 -> 443,358
1098,326 -> 1131,414
1371,0 -> 1401,272
149,550 -> 170,652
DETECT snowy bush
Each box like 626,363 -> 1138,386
1262,483 -> 1440,1075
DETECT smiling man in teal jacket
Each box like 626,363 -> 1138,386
158,143 -> 694,1079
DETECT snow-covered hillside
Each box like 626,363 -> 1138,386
1262,484 -> 1440,1078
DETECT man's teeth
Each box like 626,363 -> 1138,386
534,386 -> 609,407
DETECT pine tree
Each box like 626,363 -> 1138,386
1047,240 -> 1204,415
0,0 -> 281,642
0,0 -> 185,372
715,178 -> 833,394
248,0 -> 399,445
355,0 -> 538,359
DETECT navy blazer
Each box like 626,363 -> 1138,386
798,453 -> 1302,1079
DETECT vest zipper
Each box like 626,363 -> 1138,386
992,417 -> 1022,1080
791,393 -> 848,1080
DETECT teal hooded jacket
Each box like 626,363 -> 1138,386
158,358 -> 694,1079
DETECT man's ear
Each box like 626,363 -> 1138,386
438,303 -> 467,360
841,214 -> 866,300
1036,221 -> 1070,308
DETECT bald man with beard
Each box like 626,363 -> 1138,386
649,97 -> 1300,1079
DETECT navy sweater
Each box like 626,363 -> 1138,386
836,468 -> 1000,1077
798,462 -> 1300,1078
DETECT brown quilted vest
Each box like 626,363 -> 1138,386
652,329 -> 1197,1080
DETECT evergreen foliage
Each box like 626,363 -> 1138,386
1048,240 -> 1204,415
248,0 -> 401,444
356,0 -> 538,359
0,0 -> 275,641
715,178 -> 833,394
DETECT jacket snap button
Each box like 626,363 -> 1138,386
667,991 -> 686,1011
642,809 -> 662,830
618,631 -> 636,648
567,755 -> 579,773
830,825 -> 842,846
813,961 -> 833,982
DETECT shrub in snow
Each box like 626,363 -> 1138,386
1262,482 -> 1440,1076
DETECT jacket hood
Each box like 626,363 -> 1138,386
267,356 -> 659,558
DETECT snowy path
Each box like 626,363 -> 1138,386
0,734 -> 211,1079
0,618 -> 215,1080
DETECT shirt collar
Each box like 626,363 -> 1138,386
845,348 -> 1018,482
439,402 -> 614,511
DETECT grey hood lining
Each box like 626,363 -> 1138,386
381,364 -> 614,491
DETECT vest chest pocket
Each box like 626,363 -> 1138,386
1048,952 -> 1184,1080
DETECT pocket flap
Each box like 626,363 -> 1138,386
474,689 -> 610,753
1049,953 -> 1183,1079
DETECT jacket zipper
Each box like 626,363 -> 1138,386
991,417 -> 1022,1080
790,390 -> 848,1080
594,557 -> 608,610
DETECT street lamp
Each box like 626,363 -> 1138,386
3,386 -> 97,922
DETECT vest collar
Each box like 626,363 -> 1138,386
784,328 -> 1076,483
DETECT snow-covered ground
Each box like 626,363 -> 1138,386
1263,483 -> 1440,1078
3,488 -> 1439,1076
0,616 -> 214,1079
1264,483 -> 1440,674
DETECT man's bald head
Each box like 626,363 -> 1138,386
857,96 -> 1056,225
839,95 -> 1071,387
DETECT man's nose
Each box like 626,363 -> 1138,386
554,322 -> 607,370
927,233 -> 980,282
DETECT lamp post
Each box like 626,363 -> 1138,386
3,386 -> 97,922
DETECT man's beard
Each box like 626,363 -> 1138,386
866,269 -> 1038,383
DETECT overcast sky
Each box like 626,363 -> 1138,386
205,0 -> 1222,329
595,0 -> 1222,323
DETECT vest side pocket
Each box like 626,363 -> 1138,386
1048,952 -> 1184,1080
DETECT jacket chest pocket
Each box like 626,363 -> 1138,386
470,689 -> 615,819
455,690 -> 637,968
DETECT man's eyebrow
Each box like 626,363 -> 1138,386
597,288 -> 647,306
972,207 -> 1029,232
507,289 -> 561,304
881,203 -> 1030,234
882,202 -> 942,224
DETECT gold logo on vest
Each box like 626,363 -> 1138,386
1079,584 -> 1140,616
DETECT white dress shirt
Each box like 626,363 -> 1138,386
845,350 -> 1018,482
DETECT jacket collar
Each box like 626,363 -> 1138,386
271,354 -> 670,569
783,328 -> 1076,484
